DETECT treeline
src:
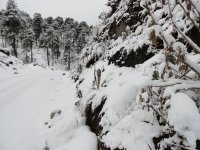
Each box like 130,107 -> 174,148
0,0 -> 91,68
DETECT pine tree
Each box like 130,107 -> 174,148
22,28 -> 34,63
46,16 -> 54,25
33,13 -> 43,45
64,39 -> 72,69
55,16 -> 64,29
39,32 -> 50,66
0,10 -> 8,48
75,21 -> 91,54
46,26 -> 56,66
39,26 -> 58,66
54,17 -> 64,59
76,31 -> 87,54
3,0 -> 22,57
64,18 -> 75,28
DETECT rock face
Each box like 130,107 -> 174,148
85,100 -> 124,150
85,101 -> 109,150
108,44 -> 154,67
85,100 -> 105,136
107,0 -> 143,39
83,0 -> 155,68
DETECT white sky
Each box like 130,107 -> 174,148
0,0 -> 107,25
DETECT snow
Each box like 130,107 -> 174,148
77,51 -> 200,149
78,0 -> 200,149
102,111 -> 159,150
1,0 -> 200,149
77,60 -> 162,149
1,45 -> 200,149
168,93 -> 200,147
185,55 -> 200,76
0,58 -> 97,150
173,42 -> 187,54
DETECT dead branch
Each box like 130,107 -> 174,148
143,5 -> 169,48
177,2 -> 200,31
168,0 -> 200,54
187,0 -> 200,17
167,62 -> 192,79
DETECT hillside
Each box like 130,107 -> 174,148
74,0 -> 200,149
1,0 -> 200,150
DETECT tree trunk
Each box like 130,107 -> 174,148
30,43 -> 33,63
26,48 -> 28,63
1,37 -> 4,48
5,37 -> 7,47
57,36 -> 59,59
68,50 -> 70,70
52,49 -> 54,66
47,47 -> 49,66
0,31 -> 4,48
57,50 -> 59,59
13,36 -> 17,57
36,38 -> 38,47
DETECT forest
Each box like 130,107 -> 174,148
0,0 -> 91,68
1,0 -> 200,150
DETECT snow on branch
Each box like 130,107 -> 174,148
177,2 -> 200,31
146,79 -> 200,88
188,0 -> 200,17
168,0 -> 200,54
163,82 -> 200,97
184,55 -> 200,77
143,79 -> 200,97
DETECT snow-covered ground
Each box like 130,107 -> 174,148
1,49 -> 200,149
0,60 -> 97,150
75,54 -> 200,149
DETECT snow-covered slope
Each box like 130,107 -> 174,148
75,60 -> 159,149
73,0 -> 200,149
74,53 -> 200,150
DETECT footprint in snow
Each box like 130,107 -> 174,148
44,109 -> 62,129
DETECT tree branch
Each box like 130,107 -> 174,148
168,0 -> 200,54
177,2 -> 200,32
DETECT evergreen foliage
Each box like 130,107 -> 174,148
0,0 -> 91,68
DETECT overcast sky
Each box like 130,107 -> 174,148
0,0 -> 107,25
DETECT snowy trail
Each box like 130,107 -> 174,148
0,67 -> 97,150
0,72 -> 51,110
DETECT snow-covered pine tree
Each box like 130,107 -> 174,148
46,26 -> 57,66
64,39 -> 72,70
39,32 -> 50,66
52,18 -> 63,60
33,13 -> 43,46
75,21 -> 91,54
46,16 -> 54,25
0,10 -> 8,48
55,17 -> 64,29
22,28 -> 34,63
3,0 -> 22,57
63,18 -> 76,68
